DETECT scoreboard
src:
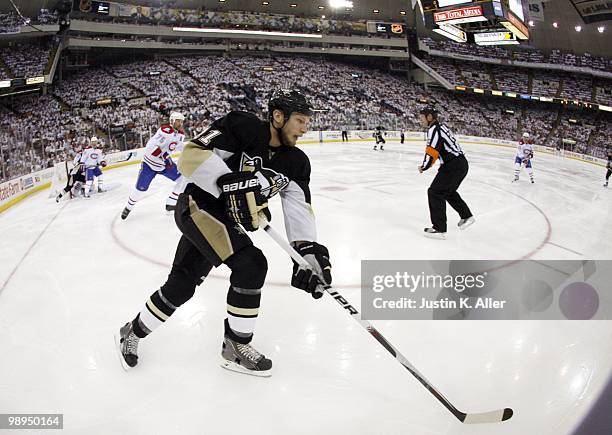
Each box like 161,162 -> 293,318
420,0 -> 529,43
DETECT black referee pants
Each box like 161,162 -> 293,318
428,155 -> 472,232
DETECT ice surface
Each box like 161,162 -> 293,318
1,141 -> 611,434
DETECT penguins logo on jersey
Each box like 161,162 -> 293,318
240,153 -> 289,199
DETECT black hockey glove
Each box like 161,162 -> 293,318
217,172 -> 270,232
291,242 -> 332,299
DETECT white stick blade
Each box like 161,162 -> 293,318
463,408 -> 513,424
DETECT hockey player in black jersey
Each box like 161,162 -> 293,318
417,106 -> 474,240
55,147 -> 86,202
373,126 -> 386,150
604,151 -> 611,188
116,90 -> 332,377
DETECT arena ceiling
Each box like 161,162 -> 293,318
2,0 -> 611,57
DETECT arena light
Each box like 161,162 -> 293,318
26,76 -> 44,85
329,0 -> 353,8
0,80 -> 11,88
492,90 -> 503,96
575,25 -> 582,32
290,3 -> 297,7
173,27 -> 323,38
597,26 -> 605,33
528,20 -> 534,27
600,104 -> 612,112
473,88 -> 485,94
552,22 -> 558,28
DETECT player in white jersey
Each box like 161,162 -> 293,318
81,137 -> 107,197
121,112 -> 186,220
513,132 -> 534,183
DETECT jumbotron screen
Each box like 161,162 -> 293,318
422,0 -> 525,20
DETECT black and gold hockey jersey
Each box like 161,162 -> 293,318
178,111 -> 316,243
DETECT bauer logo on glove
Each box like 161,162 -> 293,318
217,172 -> 270,232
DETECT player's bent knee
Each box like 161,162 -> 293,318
225,245 -> 268,289
160,265 -> 206,306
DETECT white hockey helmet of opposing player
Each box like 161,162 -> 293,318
522,132 -> 530,139
169,112 -> 185,123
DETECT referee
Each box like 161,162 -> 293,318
417,106 -> 474,239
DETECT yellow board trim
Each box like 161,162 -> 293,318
0,182 -> 51,214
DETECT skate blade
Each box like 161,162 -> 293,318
114,332 -> 132,372
424,232 -> 447,240
220,358 -> 272,377
459,218 -> 475,231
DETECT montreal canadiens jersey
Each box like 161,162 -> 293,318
178,111 -> 316,243
143,124 -> 185,171
516,142 -> 534,160
80,147 -> 105,168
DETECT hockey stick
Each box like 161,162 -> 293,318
261,221 -> 514,424
109,151 -> 136,165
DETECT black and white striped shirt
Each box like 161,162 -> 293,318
421,121 -> 464,171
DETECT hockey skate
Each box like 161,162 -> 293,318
165,204 -> 176,212
605,182 -> 609,188
121,207 -> 131,220
373,146 -> 377,150
220,336 -> 272,377
115,322 -> 140,370
512,176 -> 519,183
424,227 -> 447,240
458,216 -> 475,230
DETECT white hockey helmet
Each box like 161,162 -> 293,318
169,112 -> 185,123
90,136 -> 99,144
522,132 -> 530,139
